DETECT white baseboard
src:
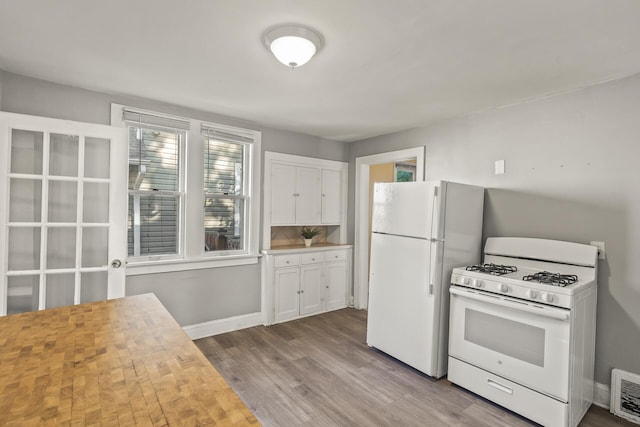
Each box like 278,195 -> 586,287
183,312 -> 262,340
593,381 -> 610,409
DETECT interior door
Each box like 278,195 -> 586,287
0,112 -> 127,315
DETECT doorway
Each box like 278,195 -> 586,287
353,147 -> 425,309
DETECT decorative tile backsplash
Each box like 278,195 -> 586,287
271,226 -> 328,247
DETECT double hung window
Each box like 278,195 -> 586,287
125,110 -> 188,258
202,125 -> 251,253
115,105 -> 260,271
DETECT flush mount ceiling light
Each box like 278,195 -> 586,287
263,25 -> 324,68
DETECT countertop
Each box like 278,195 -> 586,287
261,243 -> 352,254
0,294 -> 259,426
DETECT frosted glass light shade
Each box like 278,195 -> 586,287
263,25 -> 323,68
270,36 -> 317,68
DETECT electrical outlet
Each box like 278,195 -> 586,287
590,241 -> 606,260
495,160 -> 505,175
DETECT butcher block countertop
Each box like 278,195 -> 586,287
0,293 -> 259,426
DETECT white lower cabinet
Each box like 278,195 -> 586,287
264,247 -> 351,325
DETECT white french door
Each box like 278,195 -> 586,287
0,112 -> 127,316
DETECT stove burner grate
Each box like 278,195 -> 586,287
522,271 -> 578,287
465,263 -> 517,276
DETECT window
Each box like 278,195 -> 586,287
113,104 -> 261,272
127,124 -> 185,257
202,125 -> 249,252
395,161 -> 416,182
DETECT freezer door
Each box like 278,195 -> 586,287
366,232 -> 438,376
371,181 -> 438,239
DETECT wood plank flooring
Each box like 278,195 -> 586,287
195,309 -> 633,427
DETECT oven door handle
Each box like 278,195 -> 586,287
449,287 -> 570,321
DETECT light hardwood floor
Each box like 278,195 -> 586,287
195,309 -> 633,427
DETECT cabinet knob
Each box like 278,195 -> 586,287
286,261 -> 289,264
311,258 -> 315,261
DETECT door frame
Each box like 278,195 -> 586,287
353,147 -> 425,309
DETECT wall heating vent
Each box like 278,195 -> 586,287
611,368 -> 640,424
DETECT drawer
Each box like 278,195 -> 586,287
447,357 -> 567,427
325,250 -> 348,262
274,255 -> 300,268
301,252 -> 325,265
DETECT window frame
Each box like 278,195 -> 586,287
202,124 -> 251,257
110,104 -> 261,275
127,123 -> 186,261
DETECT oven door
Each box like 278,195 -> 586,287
449,286 -> 571,401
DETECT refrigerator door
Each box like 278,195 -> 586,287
366,232 -> 437,376
371,181 -> 436,239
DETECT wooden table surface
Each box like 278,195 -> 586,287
0,293 -> 259,426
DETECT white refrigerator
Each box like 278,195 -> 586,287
366,180 -> 484,378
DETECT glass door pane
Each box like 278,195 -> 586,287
8,228 -> 41,271
10,129 -> 43,174
49,134 -> 79,176
9,178 -> 42,222
80,272 -> 108,303
45,273 -> 75,308
7,276 -> 39,315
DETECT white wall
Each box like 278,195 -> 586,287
0,71 -> 349,327
348,72 -> 640,385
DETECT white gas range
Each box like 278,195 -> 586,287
447,237 -> 598,427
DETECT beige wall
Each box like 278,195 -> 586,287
367,163 -> 395,265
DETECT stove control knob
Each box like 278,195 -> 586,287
542,293 -> 554,303
472,279 -> 483,288
526,290 -> 538,299
498,283 -> 508,293
462,277 -> 470,285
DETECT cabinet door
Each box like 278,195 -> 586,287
295,167 -> 321,225
325,261 -> 347,310
274,267 -> 300,322
321,169 -> 342,224
300,265 -> 323,315
270,163 -> 296,225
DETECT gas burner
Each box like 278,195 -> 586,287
522,271 -> 578,287
465,263 -> 518,276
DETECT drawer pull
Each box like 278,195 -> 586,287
487,379 -> 513,395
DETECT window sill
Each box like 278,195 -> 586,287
125,254 -> 261,276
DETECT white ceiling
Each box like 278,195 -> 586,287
1,1 -> 640,142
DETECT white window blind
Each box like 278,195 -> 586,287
126,114 -> 185,258
123,108 -> 190,131
202,124 -> 251,253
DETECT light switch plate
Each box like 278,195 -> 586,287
590,241 -> 606,260
495,160 -> 505,175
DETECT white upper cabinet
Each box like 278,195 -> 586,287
264,153 -> 348,247
270,163 -> 298,225
321,169 -> 342,224
294,166 -> 321,224
270,164 -> 321,225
